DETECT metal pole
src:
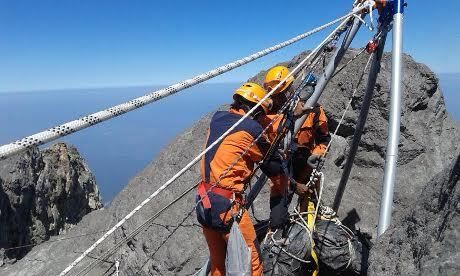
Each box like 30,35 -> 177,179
245,174 -> 268,208
377,0 -> 405,236
304,18 -> 362,110
333,32 -> 388,212
293,16 -> 363,136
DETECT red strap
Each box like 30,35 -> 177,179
198,182 -> 212,209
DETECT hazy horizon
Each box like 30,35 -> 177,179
1,71 -> 458,94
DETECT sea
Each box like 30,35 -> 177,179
1,76 -> 458,204
0,83 -> 237,204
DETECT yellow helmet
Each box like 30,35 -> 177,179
264,65 -> 295,94
234,82 -> 272,114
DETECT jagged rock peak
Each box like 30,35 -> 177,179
0,142 -> 102,266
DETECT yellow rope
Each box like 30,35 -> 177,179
306,197 -> 320,275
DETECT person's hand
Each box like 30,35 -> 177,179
293,102 -> 305,117
295,183 -> 310,196
307,154 -> 324,169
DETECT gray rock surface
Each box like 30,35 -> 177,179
0,143 -> 102,266
368,155 -> 459,275
1,50 -> 458,275
252,50 -> 460,237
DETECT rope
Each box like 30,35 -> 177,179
135,202 -> 198,274
74,181 -> 199,276
1,230 -> 109,251
331,47 -> 367,79
311,172 -> 325,230
58,6 -> 372,275
269,225 -> 312,265
264,28 -> 376,274
0,8 -> 367,161
322,52 -> 374,157
300,50 -> 375,224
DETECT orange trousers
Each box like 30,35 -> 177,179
202,210 -> 262,276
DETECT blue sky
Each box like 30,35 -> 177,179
1,0 -> 459,92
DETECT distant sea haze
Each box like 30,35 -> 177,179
439,73 -> 460,120
1,75 -> 458,203
0,83 -> 237,204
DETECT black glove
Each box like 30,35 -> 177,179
260,150 -> 284,177
307,154 -> 324,169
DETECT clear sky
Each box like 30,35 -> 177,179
1,0 -> 459,92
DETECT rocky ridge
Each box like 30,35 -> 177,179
368,156 -> 459,275
0,143 -> 102,266
0,50 -> 458,275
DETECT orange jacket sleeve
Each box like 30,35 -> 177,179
311,105 -> 331,155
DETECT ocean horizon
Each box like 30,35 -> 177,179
1,83 -> 238,204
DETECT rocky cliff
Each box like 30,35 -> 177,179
1,50 -> 458,275
368,156 -> 459,275
0,143 -> 102,267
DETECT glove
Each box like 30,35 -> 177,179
307,154 -> 324,169
260,150 -> 284,177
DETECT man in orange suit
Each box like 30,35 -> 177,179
196,82 -> 288,276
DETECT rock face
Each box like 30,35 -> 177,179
368,156 -> 459,275
0,143 -> 102,266
1,50 -> 458,276
251,49 -> 459,236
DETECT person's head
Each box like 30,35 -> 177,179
264,66 -> 295,111
264,66 -> 295,95
232,82 -> 272,119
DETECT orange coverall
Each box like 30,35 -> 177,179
196,108 -> 287,276
260,104 -> 330,189
292,104 -> 330,183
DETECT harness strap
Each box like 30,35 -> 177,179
197,182 -> 212,209
198,181 -> 245,209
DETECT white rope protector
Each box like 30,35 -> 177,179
1,10 -> 359,161
59,4 -> 371,275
